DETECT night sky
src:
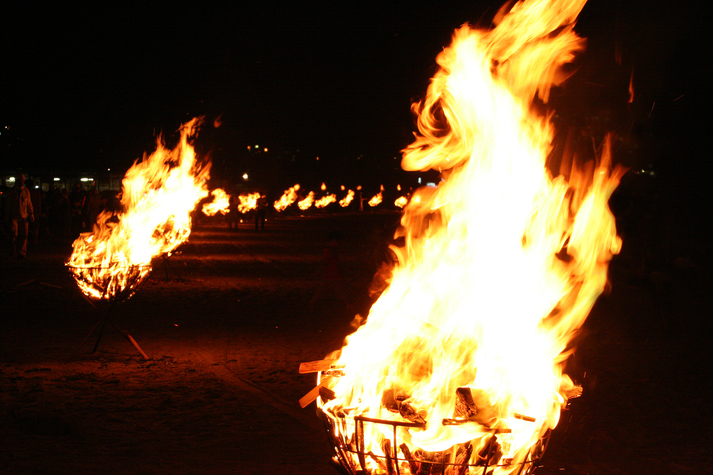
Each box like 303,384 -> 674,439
2,0 -> 707,186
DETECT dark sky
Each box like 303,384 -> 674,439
2,0 -> 707,180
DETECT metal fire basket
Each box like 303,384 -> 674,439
318,408 -> 551,475
68,264 -> 152,360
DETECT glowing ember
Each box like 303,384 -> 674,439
274,184 -> 300,211
316,194 -> 337,208
340,190 -> 355,207
297,191 -> 315,211
68,119 -> 210,301
317,0 -> 624,473
238,192 -> 262,213
202,188 -> 231,216
394,195 -> 409,208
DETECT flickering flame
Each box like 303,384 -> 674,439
274,184 -> 300,211
202,188 -> 231,216
321,182 -> 327,191
340,190 -> 355,207
238,192 -> 261,213
316,194 -> 337,208
319,0 -> 624,473
67,119 -> 210,301
298,191 -> 315,210
368,190 -> 383,207
394,195 -> 409,208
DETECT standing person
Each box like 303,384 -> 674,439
69,184 -> 85,236
227,194 -> 240,231
4,174 -> 34,258
25,179 -> 42,244
254,194 -> 267,230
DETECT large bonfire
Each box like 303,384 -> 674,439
317,0 -> 624,473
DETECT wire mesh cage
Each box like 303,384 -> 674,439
318,408 -> 551,475
67,263 -> 153,303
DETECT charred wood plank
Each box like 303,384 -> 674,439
381,439 -> 395,475
455,443 -> 474,475
299,359 -> 338,373
399,402 -> 426,424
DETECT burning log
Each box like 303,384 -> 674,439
413,449 -> 444,475
319,386 -> 336,403
399,444 -> 420,474
380,438 -> 395,475
454,442 -> 474,475
454,387 -> 478,419
399,401 -> 426,425
299,358 -> 338,374
441,387 -> 499,428
381,389 -> 427,424
475,434 -> 503,468
299,374 -> 338,408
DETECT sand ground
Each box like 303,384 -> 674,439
1,213 -> 710,474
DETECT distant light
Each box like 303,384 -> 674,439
255,144 -> 259,149
243,173 -> 249,180
316,156 -> 319,161
35,186 -> 39,189
418,177 -> 422,184
264,147 -> 268,152
426,182 -> 437,187
54,178 -> 60,181
80,178 -> 94,182
7,177 -> 15,183
107,168 -> 111,171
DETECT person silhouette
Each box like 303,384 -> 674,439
4,174 -> 34,258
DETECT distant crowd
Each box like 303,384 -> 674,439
2,176 -> 121,256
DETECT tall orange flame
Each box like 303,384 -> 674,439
238,192 -> 262,213
316,194 -> 337,208
67,119 -> 210,301
202,188 -> 231,216
319,0 -> 624,472
274,184 -> 300,211
298,191 -> 315,211
340,190 -> 355,207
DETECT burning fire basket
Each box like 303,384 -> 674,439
68,264 -> 152,360
313,381 -> 552,475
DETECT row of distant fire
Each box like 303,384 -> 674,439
201,183 -> 414,216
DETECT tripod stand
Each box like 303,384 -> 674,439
68,264 -> 152,361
